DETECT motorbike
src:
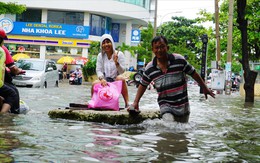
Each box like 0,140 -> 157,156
126,68 -> 153,89
133,68 -> 144,88
69,73 -> 79,85
126,68 -> 144,87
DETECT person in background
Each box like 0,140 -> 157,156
71,67 -> 82,85
91,34 -> 129,108
128,35 -> 215,123
62,62 -> 68,80
0,29 -> 25,84
0,32 -> 20,114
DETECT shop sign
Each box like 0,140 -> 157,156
0,18 -> 14,33
131,29 -> 141,43
255,65 -> 260,71
111,23 -> 120,42
9,21 -> 90,39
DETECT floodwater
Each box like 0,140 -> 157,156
0,81 -> 259,162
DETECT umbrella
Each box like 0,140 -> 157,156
12,53 -> 30,61
57,56 -> 74,64
71,56 -> 88,65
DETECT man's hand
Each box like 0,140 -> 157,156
127,103 -> 139,112
18,69 -> 26,74
203,87 -> 215,99
10,66 -> 25,75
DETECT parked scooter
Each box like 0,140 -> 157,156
133,68 -> 144,88
69,73 -> 79,85
126,68 -> 144,87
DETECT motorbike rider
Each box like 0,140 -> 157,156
70,67 -> 82,85
0,35 -> 19,113
0,29 -> 25,113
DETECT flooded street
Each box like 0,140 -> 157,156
0,81 -> 259,162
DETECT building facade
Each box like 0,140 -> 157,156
0,0 -> 155,64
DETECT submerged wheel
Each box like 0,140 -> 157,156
133,73 -> 142,82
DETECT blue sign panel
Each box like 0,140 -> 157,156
111,23 -> 120,42
137,61 -> 144,66
131,29 -> 141,43
10,22 -> 90,39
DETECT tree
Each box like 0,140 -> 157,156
197,0 -> 259,102
0,2 -> 26,15
219,0 -> 259,102
237,0 -> 258,102
157,16 -> 211,70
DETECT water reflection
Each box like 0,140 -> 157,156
0,114 -> 20,163
153,132 -> 189,161
1,83 -> 258,162
83,127 -> 121,162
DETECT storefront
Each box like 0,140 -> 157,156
1,1 -> 151,69
1,17 -> 91,61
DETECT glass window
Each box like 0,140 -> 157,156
118,0 -> 148,8
46,46 -> 82,57
52,62 -> 57,70
47,61 -> 57,70
6,44 -> 40,58
16,60 -> 44,71
90,14 -> 106,36
106,17 -> 112,34
16,9 -> 42,22
48,10 -> 84,25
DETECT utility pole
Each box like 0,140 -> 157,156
225,0 -> 234,95
215,0 -> 221,68
153,0 -> 158,38
152,0 -> 158,58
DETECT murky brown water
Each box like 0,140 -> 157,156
0,81 -> 259,162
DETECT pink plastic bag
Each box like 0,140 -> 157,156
88,81 -> 122,111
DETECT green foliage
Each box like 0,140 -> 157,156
157,16 -> 210,71
82,41 -> 99,80
129,72 -> 135,80
224,0 -> 260,60
82,56 -> 96,79
217,0 -> 260,68
118,42 -> 136,57
195,0 -> 259,73
0,2 -> 26,14
117,23 -> 154,63
88,41 -> 100,56
246,0 -> 260,59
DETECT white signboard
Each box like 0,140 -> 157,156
211,69 -> 225,90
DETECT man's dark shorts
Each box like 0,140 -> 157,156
0,84 -> 19,114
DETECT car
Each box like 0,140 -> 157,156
13,58 -> 59,88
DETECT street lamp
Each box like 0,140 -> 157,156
158,11 -> 183,26
200,34 -> 208,94
202,34 -> 208,44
